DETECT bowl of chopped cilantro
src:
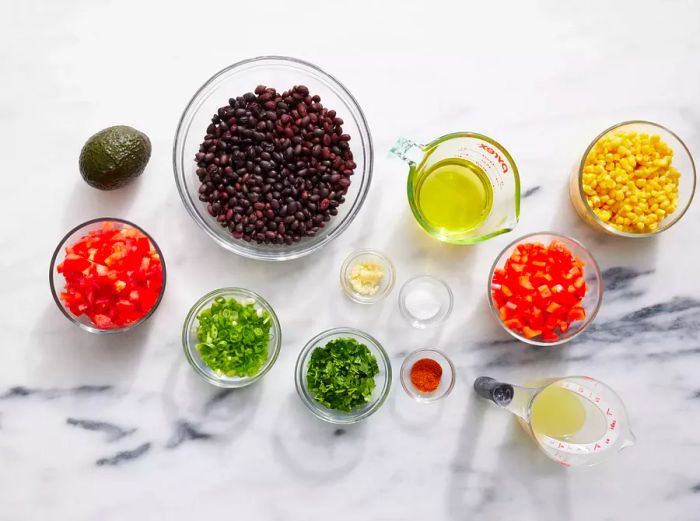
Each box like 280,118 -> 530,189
295,327 -> 392,424
182,288 -> 282,387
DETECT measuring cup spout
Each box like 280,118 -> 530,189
389,137 -> 424,165
473,376 -> 537,421
621,430 -> 637,450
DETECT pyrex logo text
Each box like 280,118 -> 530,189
478,143 -> 509,174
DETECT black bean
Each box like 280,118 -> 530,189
194,84 -> 354,244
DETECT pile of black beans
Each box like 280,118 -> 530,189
194,85 -> 356,245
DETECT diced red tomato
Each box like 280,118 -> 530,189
490,240 -> 588,342
56,222 -> 163,330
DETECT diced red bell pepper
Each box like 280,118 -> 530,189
522,326 -> 543,339
537,285 -> 552,298
519,276 -> 534,290
490,240 -> 588,342
504,318 -> 523,330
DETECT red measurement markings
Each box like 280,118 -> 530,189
478,143 -> 509,173
610,420 -> 617,430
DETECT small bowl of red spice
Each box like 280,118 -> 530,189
49,218 -> 166,334
400,349 -> 455,403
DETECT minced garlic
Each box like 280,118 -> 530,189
349,261 -> 385,296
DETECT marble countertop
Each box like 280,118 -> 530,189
2,1 -> 700,519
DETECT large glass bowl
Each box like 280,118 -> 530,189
570,120 -> 696,237
182,288 -> 282,388
173,56 -> 374,261
487,232 -> 603,347
295,327 -> 392,424
49,217 -> 167,334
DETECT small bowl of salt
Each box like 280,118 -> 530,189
398,274 -> 453,329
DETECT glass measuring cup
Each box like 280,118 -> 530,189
474,376 -> 635,467
390,133 -> 520,244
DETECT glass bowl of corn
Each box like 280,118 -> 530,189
570,121 -> 696,237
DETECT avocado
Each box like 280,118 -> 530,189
79,125 -> 151,190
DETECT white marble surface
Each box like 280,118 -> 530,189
2,1 -> 700,519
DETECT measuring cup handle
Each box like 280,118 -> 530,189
473,377 -> 515,406
389,137 -> 424,165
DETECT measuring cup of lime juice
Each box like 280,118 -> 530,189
390,133 -> 520,244
474,376 -> 636,467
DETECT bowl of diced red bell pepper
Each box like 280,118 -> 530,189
488,232 -> 602,346
50,218 -> 166,334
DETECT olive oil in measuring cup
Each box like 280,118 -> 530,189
390,133 -> 520,244
414,158 -> 494,235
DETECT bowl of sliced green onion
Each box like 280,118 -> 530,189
294,327 -> 392,424
182,287 -> 282,388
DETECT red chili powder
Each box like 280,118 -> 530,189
410,358 -> 442,393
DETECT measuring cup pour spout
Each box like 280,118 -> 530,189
473,376 -> 537,421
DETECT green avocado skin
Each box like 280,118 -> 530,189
79,125 -> 151,190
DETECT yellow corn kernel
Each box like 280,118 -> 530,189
583,130 -> 680,233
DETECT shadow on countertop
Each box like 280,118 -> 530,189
272,393 -> 367,482
25,303 -> 154,386
445,392 -> 570,521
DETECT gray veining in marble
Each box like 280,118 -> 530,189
1,0 -> 700,520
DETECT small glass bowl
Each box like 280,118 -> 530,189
295,327 -> 392,424
173,56 -> 373,261
400,349 -> 456,403
487,232 -> 603,347
182,288 -> 282,388
49,217 -> 167,334
570,120 -> 696,237
398,275 -> 453,329
340,249 -> 396,304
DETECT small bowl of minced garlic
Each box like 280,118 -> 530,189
340,249 -> 396,304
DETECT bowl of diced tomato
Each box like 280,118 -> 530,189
49,218 -> 166,334
488,232 -> 602,346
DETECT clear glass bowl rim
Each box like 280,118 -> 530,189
576,120 -> 697,238
181,287 -> 282,388
398,274 -> 454,328
486,231 -> 603,347
294,326 -> 392,424
172,55 -> 374,261
48,216 -> 167,334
